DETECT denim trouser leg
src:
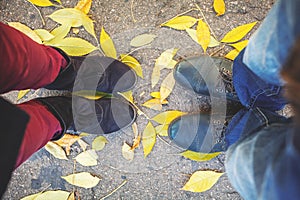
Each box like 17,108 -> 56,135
224,0 -> 300,199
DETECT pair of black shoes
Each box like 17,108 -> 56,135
168,56 -> 243,153
37,49 -> 137,140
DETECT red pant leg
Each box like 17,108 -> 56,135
15,100 -> 62,168
0,22 -> 67,93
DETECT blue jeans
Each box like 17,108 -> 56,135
224,0 -> 300,199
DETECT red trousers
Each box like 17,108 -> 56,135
0,22 -> 68,167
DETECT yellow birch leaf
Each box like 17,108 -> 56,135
142,122 -> 156,157
46,25 -> 71,45
131,135 -> 141,150
225,49 -> 239,61
72,90 -> 108,100
122,142 -> 134,161
182,171 -> 224,192
20,192 -> 42,200
75,149 -> 98,166
82,19 -> 97,39
51,37 -> 97,56
161,16 -> 198,30
67,192 -> 75,200
186,28 -> 219,48
27,0 -> 54,7
155,124 -> 169,137
62,172 -> 101,189
229,40 -> 249,51
142,98 -> 162,111
8,22 -> 42,44
130,34 -> 157,47
34,29 -> 54,42
150,92 -> 161,99
120,90 -> 134,103
151,110 -> 186,125
34,191 -> 70,200
100,27 -> 117,58
54,133 -> 82,155
77,138 -> 89,151
160,71 -> 175,102
120,54 -> 143,78
45,142 -> 68,160
48,8 -> 87,27
213,0 -> 225,16
92,136 -> 108,151
180,151 -> 221,162
155,48 -> 178,70
75,0 -> 92,14
196,20 -> 210,53
17,89 -> 30,100
151,64 -> 160,88
221,22 -> 257,43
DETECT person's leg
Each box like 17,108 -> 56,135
14,100 -> 62,168
0,22 -> 68,93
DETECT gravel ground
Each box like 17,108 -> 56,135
1,0 -> 274,199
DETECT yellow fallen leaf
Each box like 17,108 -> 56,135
75,149 -> 98,166
225,49 -> 239,60
17,89 -> 30,100
120,90 -> 134,103
100,27 -> 117,58
75,0 -> 92,14
186,28 -> 219,48
180,151 -> 221,162
45,142 -> 68,160
142,98 -> 162,111
160,71 -> 175,102
131,135 -> 141,150
48,8 -> 88,27
213,0 -> 225,16
221,22 -> 257,43
161,16 -> 198,30
46,25 -> 71,45
62,172 -> 101,189
130,34 -> 156,47
150,92 -> 161,99
77,138 -> 89,151
27,0 -> 53,7
151,64 -> 160,88
92,136 -> 108,151
142,122 -> 156,157
67,192 -> 75,200
50,37 -> 97,56
54,133 -> 82,155
54,0 -> 61,4
120,54 -> 143,78
196,20 -> 210,53
229,40 -> 249,51
8,22 -> 42,44
155,124 -> 169,136
34,29 -> 54,42
132,122 -> 138,138
155,48 -> 178,70
151,110 -> 186,125
34,191 -> 70,200
182,171 -> 224,192
122,142 -> 134,161
20,192 -> 42,200
72,90 -> 109,100
72,27 -> 80,34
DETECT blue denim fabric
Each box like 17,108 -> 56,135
223,0 -> 300,199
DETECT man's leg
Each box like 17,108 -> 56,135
0,22 -> 68,93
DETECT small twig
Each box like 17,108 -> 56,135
160,8 -> 197,26
209,44 -> 226,56
99,180 -> 128,200
130,0 -> 137,23
26,0 -> 45,26
194,3 -> 218,41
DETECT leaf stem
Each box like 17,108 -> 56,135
26,0 -> 45,26
130,0 -> 137,23
194,3 -> 218,41
99,180 -> 128,200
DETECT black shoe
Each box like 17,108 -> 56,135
174,56 -> 239,102
168,112 -> 229,153
37,96 -> 137,140
45,48 -> 137,93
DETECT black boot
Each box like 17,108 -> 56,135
45,48 -> 137,93
37,96 -> 137,140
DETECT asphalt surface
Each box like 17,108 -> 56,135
1,0 -> 274,199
